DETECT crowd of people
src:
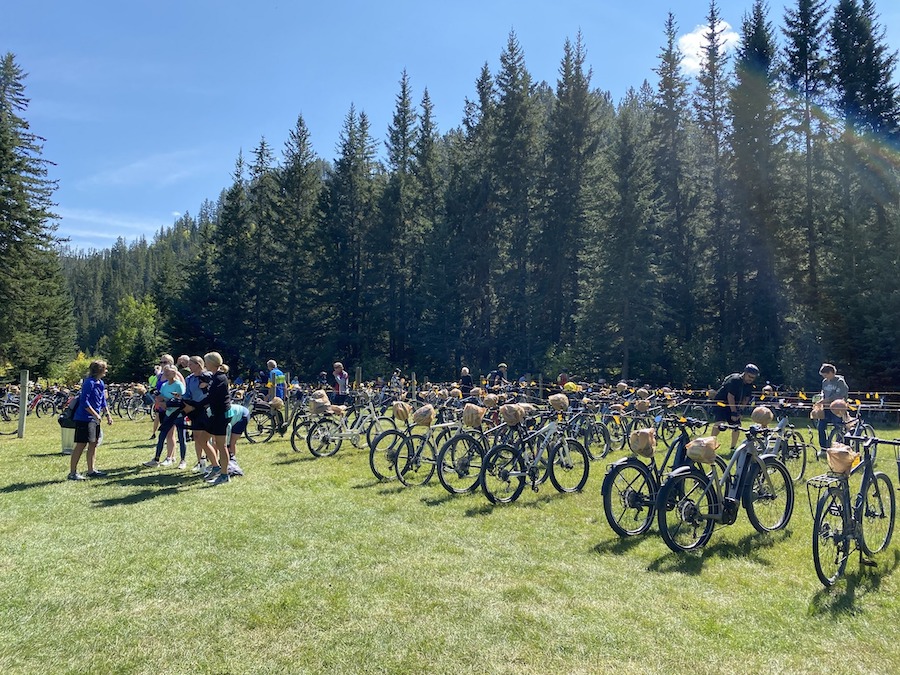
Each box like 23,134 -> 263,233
65,354 -> 855,481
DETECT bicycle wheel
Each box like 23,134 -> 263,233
481,444 -> 525,504
781,430 -> 807,483
657,469 -> 716,553
689,406 -> 709,433
365,415 -> 396,448
290,418 -> 314,453
369,429 -> 407,481
0,403 -> 19,435
244,411 -> 276,444
860,471 -> 896,556
812,488 -> 849,587
548,438 -> 589,493
582,419 -> 611,460
743,457 -> 794,533
437,433 -> 485,495
602,460 -> 657,536
36,398 -> 55,418
606,416 -> 627,451
125,396 -> 147,422
307,418 -> 343,457
395,433 -> 436,487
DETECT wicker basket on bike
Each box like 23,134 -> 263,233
392,401 -> 413,422
830,399 -> 851,422
629,427 -> 656,458
686,436 -> 719,464
483,393 -> 499,409
309,390 -> 330,414
463,403 -> 486,428
269,396 -> 284,411
636,387 -> 651,399
548,393 -> 569,412
825,443 -> 859,475
635,399 -> 651,413
500,403 -> 526,426
750,405 -> 773,426
412,404 -> 435,427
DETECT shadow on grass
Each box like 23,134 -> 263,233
1,478 -> 63,493
421,492 -> 460,507
593,535 -> 646,556
807,549 -> 900,616
92,487 -> 181,507
271,454 -> 316,465
351,479 -> 389,490
376,484 -> 407,496
647,529 -> 791,575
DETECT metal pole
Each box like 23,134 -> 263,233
17,369 -> 29,438
284,371 -> 291,425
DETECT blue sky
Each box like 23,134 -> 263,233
3,0 -> 898,251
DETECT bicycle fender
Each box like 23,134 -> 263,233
759,453 -> 779,463
604,455 -> 644,474
665,465 -> 696,480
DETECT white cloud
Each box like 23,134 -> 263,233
678,21 -> 740,75
55,207 -> 166,233
171,211 -> 182,218
77,149 -> 213,190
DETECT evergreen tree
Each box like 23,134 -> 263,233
0,52 -> 75,375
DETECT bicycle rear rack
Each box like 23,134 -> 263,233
806,472 -> 846,518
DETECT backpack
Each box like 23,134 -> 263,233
58,395 -> 80,428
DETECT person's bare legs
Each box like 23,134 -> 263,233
70,441 -> 86,475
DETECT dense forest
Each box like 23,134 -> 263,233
4,0 -> 900,389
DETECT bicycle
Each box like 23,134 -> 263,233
807,435 -> 897,587
480,408 -> 589,504
308,391 -> 396,458
602,418 -> 728,537
764,412 -> 809,483
656,422 -> 795,553
394,409 -> 463,487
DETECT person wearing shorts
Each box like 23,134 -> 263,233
204,352 -> 232,485
712,364 -> 759,450
225,404 -> 249,477
69,360 -> 113,480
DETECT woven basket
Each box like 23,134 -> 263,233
826,443 -> 859,474
500,403 -> 525,427
462,403 -> 486,428
483,394 -> 499,409
686,437 -> 719,464
393,401 -> 413,422
270,396 -> 285,411
412,404 -> 435,427
636,388 -> 650,399
810,401 -> 825,420
635,400 -> 650,413
309,397 -> 329,415
548,393 -> 569,411
750,406 -> 773,426
629,428 -> 656,458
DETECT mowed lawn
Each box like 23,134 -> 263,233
2,414 -> 900,674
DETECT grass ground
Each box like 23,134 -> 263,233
1,414 -> 900,674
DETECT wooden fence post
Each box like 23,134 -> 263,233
411,372 -> 417,401
17,370 -> 29,438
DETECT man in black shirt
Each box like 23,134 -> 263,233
712,363 -> 759,451
487,363 -> 509,390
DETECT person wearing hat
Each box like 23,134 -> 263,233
817,363 -> 849,451
712,364 -> 760,451
487,363 -> 509,390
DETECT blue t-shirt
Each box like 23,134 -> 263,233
74,377 -> 106,422
159,379 -> 186,416
268,368 -> 285,398
185,373 -> 209,403
227,404 -> 250,423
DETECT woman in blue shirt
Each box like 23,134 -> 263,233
69,360 -> 113,481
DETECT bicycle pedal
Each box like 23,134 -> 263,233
861,557 -> 878,567
531,484 -> 539,493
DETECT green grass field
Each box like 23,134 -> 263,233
2,414 -> 900,674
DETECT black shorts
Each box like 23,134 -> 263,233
712,404 -> 738,423
186,407 -> 209,432
207,410 -> 229,436
230,418 -> 248,436
74,419 -> 100,444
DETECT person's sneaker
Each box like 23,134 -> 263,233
62,449 -> 73,456
67,472 -> 86,481
228,460 -> 244,477
161,458 -> 175,467
204,467 -> 221,482
142,459 -> 160,468
211,473 -> 231,486
177,460 -> 187,470
149,433 -> 156,440
86,469 -> 107,478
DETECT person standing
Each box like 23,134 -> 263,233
333,362 -> 350,405
817,363 -> 850,451
487,363 -> 509,390
182,355 -> 215,473
266,360 -> 285,401
142,365 -> 188,468
203,352 -> 232,485
68,360 -> 112,480
711,364 -> 759,451
459,367 -> 474,396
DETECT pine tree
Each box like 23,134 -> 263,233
0,53 -> 75,375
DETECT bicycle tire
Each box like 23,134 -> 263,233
859,471 -> 896,556
481,444 -> 525,504
307,418 -> 343,457
365,415 -> 396,448
0,403 -> 19,434
548,438 -> 589,493
812,488 -> 849,587
244,411 -> 277,444
395,433 -> 436,487
605,416 -> 627,451
602,460 -> 657,536
369,429 -> 407,481
657,469 -> 716,553
582,418 -> 611,460
781,429 -> 807,483
290,418 -> 313,453
436,433 -> 485,495
743,457 -> 794,533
